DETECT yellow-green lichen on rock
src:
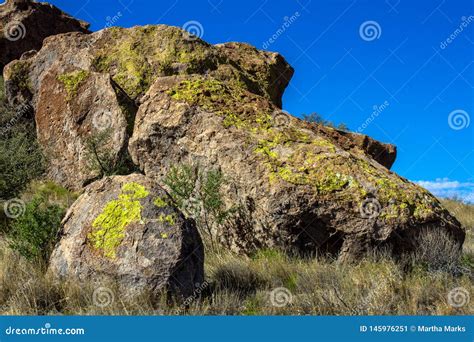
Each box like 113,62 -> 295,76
92,26 -> 216,99
153,196 -> 169,208
158,213 -> 176,226
88,182 -> 150,258
57,69 -> 90,99
166,75 -> 444,220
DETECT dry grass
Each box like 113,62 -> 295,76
441,199 -> 474,256
0,240 -> 472,315
0,199 -> 472,315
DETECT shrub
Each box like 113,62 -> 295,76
302,112 -> 349,131
8,195 -> 65,261
84,129 -> 136,178
6,181 -> 75,262
411,229 -> 462,274
163,164 -> 237,247
0,77 -> 45,200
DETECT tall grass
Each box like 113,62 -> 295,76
0,240 -> 471,315
0,190 -> 471,315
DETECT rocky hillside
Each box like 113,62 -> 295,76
0,0 -> 89,70
0,0 -> 465,298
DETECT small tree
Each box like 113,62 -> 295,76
302,112 -> 349,131
163,164 -> 237,247
84,129 -> 135,178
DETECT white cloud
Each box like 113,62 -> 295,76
415,178 -> 474,203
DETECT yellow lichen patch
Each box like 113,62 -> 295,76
57,70 -> 89,99
153,196 -> 169,208
92,26 -> 216,99
158,213 -> 176,226
88,182 -> 150,258
165,75 -> 442,219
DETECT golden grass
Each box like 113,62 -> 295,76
441,199 -> 474,256
0,199 -> 472,315
0,239 -> 472,315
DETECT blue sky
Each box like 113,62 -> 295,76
45,0 -> 473,201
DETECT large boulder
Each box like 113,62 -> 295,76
4,25 -> 293,107
0,0 -> 90,70
48,174 -> 204,298
128,75 -> 464,259
3,24 -> 464,260
35,68 -> 132,189
2,25 -> 294,188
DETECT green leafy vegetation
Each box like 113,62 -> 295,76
0,76 -> 45,200
8,195 -> 64,261
163,164 -> 237,247
5,181 -> 76,262
84,129 -> 136,178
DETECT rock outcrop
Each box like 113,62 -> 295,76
49,174 -> 204,298
3,23 -> 465,260
35,69 -> 132,189
128,75 -> 464,258
314,125 -> 397,169
0,0 -> 90,70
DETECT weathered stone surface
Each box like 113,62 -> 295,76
314,124 -> 397,169
128,75 -> 464,259
34,68 -> 130,189
0,0 -> 89,70
49,174 -> 204,298
4,25 -> 293,106
216,42 -> 294,108
3,23 -> 464,260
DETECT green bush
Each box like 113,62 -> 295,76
163,164 -> 237,246
8,195 -> 65,261
0,76 -> 45,199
